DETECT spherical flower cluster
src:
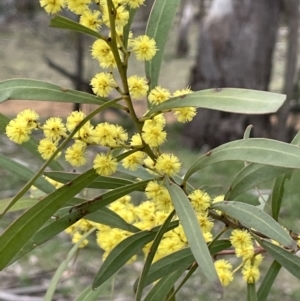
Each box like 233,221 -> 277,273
42,117 -> 67,141
102,3 -> 129,30
148,86 -> 171,105
6,110 -> 125,176
241,254 -> 263,283
122,151 -> 145,171
130,35 -> 157,61
93,153 -> 118,176
65,141 -> 87,166
187,189 -> 214,243
172,88 -> 196,123
39,0 -> 65,14
230,229 -> 262,283
80,9 -> 102,31
5,109 -> 39,144
188,189 -> 211,212
66,0 -> 91,15
37,138 -> 60,160
90,72 -> 118,97
127,75 -> 149,100
142,115 -> 167,147
214,259 -> 234,286
145,181 -> 173,212
6,119 -> 32,145
91,39 -> 118,69
155,153 -> 181,177
126,0 -> 145,8
65,219 -> 94,248
121,133 -> 145,171
230,229 -> 253,251
94,122 -> 128,147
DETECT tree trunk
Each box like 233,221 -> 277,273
183,0 -> 281,149
176,0 -> 194,57
275,0 -> 299,142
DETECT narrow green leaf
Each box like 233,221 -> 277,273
117,163 -> 157,180
247,283 -> 258,301
123,7 -> 137,48
50,15 -> 102,39
291,130 -> 300,145
165,179 -> 223,293
86,207 -> 140,233
257,238 -> 300,280
92,221 -> 178,289
166,286 -> 176,301
143,267 -> 187,301
135,210 -> 176,301
271,172 -> 292,221
0,169 -> 98,270
0,113 -> 63,171
167,263 -> 197,301
0,153 -> 55,194
44,228 -> 96,301
257,260 -> 281,301
0,198 -> 38,214
225,164 -> 289,201
270,130 -> 300,221
209,239 -> 232,255
134,248 -> 193,293
45,171 -> 137,190
212,201 -> 295,248
145,0 -> 181,90
10,180 -> 150,265
0,79 -> 121,107
184,138 -> 300,181
75,281 -> 111,301
243,125 -> 253,139
133,239 -> 231,292
147,89 -> 285,115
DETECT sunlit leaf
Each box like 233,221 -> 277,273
0,79 -> 121,107
143,266 -> 187,301
92,221 -> 178,289
45,171 -> 137,189
135,210 -> 175,301
147,89 -> 285,115
0,169 -> 98,270
145,0 -> 181,90
123,7 -> 137,48
225,164 -> 289,201
0,153 -> 55,194
133,239 -> 231,291
0,198 -> 38,214
213,201 -> 295,248
165,178 -> 223,293
247,283 -> 258,301
257,238 -> 300,280
44,228 -> 96,301
271,173 -> 292,221
10,180 -> 150,265
257,260 -> 281,301
86,207 -> 140,233
75,281 -> 111,301
185,139 -> 300,181
50,15 -> 102,39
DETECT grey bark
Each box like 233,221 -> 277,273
176,0 -> 195,57
183,0 -> 281,149
276,0 -> 299,142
